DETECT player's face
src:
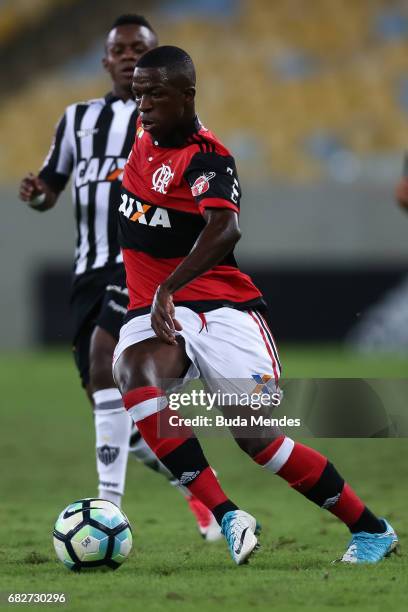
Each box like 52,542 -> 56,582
103,25 -> 157,91
132,67 -> 195,139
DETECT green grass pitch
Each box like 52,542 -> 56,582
0,346 -> 407,611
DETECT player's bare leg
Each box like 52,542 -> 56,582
114,338 -> 257,563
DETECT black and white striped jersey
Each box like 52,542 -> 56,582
39,93 -> 137,276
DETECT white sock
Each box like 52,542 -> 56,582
93,388 -> 132,508
99,489 -> 122,506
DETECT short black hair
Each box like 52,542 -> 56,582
110,14 -> 156,35
136,45 -> 195,84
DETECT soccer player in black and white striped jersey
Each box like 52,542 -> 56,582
19,14 -> 221,541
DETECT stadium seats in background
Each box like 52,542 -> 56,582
0,0 -> 72,45
1,0 -> 408,182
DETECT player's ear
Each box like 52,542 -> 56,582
184,87 -> 196,103
102,56 -> 109,72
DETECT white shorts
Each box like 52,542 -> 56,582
113,307 -> 281,395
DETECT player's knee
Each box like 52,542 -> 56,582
84,382 -> 94,407
89,352 -> 115,393
89,326 -> 117,393
89,358 -> 115,393
113,337 -> 191,396
233,437 -> 262,457
234,435 -> 282,458
113,348 -> 156,396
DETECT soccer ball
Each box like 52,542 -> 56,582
53,498 -> 132,571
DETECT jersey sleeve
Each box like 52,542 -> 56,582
38,110 -> 73,193
184,151 -> 241,216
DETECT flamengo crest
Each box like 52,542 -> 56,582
152,163 -> 174,194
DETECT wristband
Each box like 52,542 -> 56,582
29,192 -> 46,208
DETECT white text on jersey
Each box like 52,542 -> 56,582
75,157 -> 127,187
119,193 -> 171,228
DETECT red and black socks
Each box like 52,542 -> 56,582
123,386 -> 237,524
254,436 -> 384,534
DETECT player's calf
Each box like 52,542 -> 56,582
129,424 -> 221,541
122,384 -> 238,522
249,435 -> 386,535
89,326 -> 118,394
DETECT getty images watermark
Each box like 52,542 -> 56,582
157,378 -> 408,438
161,386 -> 301,433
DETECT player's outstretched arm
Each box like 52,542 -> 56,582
19,173 -> 58,212
395,177 -> 408,212
151,209 -> 241,344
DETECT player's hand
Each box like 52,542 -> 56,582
19,173 -> 45,202
395,178 -> 408,210
151,284 -> 183,345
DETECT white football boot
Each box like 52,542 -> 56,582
221,510 -> 261,565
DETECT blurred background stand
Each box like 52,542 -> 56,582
1,0 -> 408,350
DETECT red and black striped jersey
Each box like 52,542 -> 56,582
119,116 -> 265,315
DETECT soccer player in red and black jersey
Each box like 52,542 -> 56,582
113,46 -> 398,565
18,18 -> 222,542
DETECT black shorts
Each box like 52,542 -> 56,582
70,264 -> 128,387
